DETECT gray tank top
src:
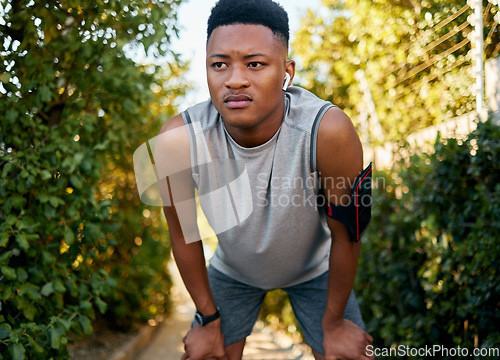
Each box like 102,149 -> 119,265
181,86 -> 335,289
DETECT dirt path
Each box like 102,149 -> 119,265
137,260 -> 314,360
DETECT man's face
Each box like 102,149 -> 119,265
206,24 -> 292,132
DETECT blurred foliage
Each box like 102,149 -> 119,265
259,289 -> 299,337
293,0 -> 500,141
356,114 -> 500,357
0,0 -> 187,359
261,116 -> 500,356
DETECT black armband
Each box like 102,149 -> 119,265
324,163 -> 372,242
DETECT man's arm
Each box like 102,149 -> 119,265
316,108 -> 374,360
157,115 -> 226,360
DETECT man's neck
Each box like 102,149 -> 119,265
222,98 -> 285,148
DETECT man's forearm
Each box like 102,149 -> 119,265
323,232 -> 361,324
171,236 -> 218,315
164,204 -> 218,316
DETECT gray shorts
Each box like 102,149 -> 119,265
206,265 -> 365,355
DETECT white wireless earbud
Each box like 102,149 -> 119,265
282,73 -> 291,91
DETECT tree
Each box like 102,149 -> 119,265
293,0 -> 499,141
0,0 -> 187,358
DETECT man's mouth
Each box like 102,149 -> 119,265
224,94 -> 253,109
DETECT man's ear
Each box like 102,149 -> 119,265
285,60 -> 296,86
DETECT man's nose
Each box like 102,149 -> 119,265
224,66 -> 250,89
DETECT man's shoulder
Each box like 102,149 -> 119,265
316,107 -> 363,179
160,113 -> 185,134
317,107 -> 356,142
156,114 -> 191,158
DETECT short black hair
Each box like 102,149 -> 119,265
207,0 -> 289,48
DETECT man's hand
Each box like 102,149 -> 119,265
323,318 -> 374,360
181,319 -> 227,360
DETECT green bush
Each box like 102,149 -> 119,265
0,1 -> 185,359
356,115 -> 500,357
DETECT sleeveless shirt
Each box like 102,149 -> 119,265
181,86 -> 335,289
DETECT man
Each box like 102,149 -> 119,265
158,0 -> 374,359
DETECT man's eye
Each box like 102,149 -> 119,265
248,62 -> 264,68
212,62 -> 227,69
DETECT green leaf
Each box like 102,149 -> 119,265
4,215 -> 17,227
25,234 -> 39,242
53,279 -> 66,293
40,170 -> 52,180
43,203 -> 56,218
1,266 -> 16,280
69,175 -> 83,189
49,196 -> 61,207
95,297 -> 107,314
39,85 -> 52,102
78,315 -> 93,335
15,233 -> 29,251
57,318 -> 72,331
5,109 -> 17,123
12,343 -> 25,360
49,326 -> 62,349
66,204 -> 78,217
0,233 -> 9,247
8,195 -> 27,210
39,192 -> 49,203
41,282 -> 54,297
64,228 -> 75,246
94,141 -> 109,151
22,303 -> 36,321
17,268 -> 28,282
0,251 -> 12,265
27,335 -> 44,353
0,323 -> 12,340
16,220 -> 27,231
74,153 -> 84,165
19,284 -> 41,302
79,300 -> 93,312
65,277 -> 78,297
1,286 -> 12,301
41,251 -> 55,265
